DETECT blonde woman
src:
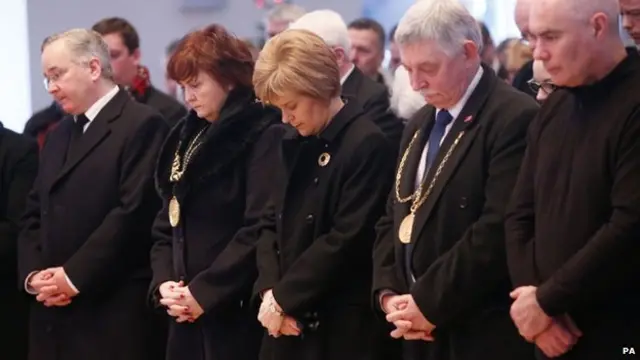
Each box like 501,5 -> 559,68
252,29 -> 399,360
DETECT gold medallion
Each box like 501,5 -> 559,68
318,152 -> 331,167
169,196 -> 180,227
398,214 -> 415,244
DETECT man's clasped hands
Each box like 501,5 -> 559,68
27,267 -> 78,307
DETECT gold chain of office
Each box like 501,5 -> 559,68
394,129 -> 464,213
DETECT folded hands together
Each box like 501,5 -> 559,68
158,280 -> 204,323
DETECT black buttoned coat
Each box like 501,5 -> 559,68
150,89 -> 284,360
254,99 -> 401,360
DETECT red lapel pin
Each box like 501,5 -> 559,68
463,115 -> 473,123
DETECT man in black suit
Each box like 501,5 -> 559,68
0,123 -> 38,360
289,9 -> 404,148
18,28 -> 168,360
92,17 -> 186,127
372,1 -> 539,360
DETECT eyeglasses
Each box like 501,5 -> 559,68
43,67 -> 70,91
527,78 -> 557,95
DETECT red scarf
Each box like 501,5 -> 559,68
129,65 -> 151,101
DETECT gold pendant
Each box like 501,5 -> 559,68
398,213 -> 415,244
169,196 -> 180,227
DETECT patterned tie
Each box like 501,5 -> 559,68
405,109 -> 454,285
425,109 -> 453,172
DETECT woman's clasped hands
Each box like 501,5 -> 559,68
258,289 -> 301,338
159,280 -> 205,323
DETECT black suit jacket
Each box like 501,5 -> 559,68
17,89 -> 169,360
342,67 -> 404,149
373,66 -> 539,360
0,123 -> 37,360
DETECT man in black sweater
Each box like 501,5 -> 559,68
505,0 -> 640,358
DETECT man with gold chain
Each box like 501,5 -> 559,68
372,1 -> 539,360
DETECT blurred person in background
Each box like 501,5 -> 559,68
264,3 -> 306,39
93,17 -> 186,127
621,0 -> 640,46
0,124 -> 38,360
348,18 -> 393,88
388,25 -> 402,74
23,100 -> 66,150
150,24 -> 282,360
164,38 -> 183,101
528,60 -> 556,102
253,28 -> 399,360
290,10 -> 403,149
511,0 -> 537,98
504,40 -> 533,83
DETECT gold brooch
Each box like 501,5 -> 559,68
318,152 -> 331,167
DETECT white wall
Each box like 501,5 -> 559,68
0,0 -> 31,132
26,0 -> 364,117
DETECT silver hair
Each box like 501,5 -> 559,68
41,28 -> 114,80
289,10 -> 351,51
266,3 -> 306,24
395,0 -> 483,57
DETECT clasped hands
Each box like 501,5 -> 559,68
510,286 -> 583,358
382,293 -> 435,342
158,281 -> 204,323
28,267 -> 78,307
257,290 -> 301,338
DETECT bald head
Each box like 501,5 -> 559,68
529,0 -> 626,87
514,0 -> 532,36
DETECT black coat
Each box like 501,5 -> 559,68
0,124 -> 38,360
254,98 -> 400,360
137,86 -> 186,128
373,66 -> 539,360
342,67 -> 404,150
17,89 -> 169,360
150,89 -> 284,360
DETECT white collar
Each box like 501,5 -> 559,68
81,85 -> 120,122
340,64 -> 356,85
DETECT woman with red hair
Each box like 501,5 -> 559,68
149,23 -> 283,360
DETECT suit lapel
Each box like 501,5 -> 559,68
340,67 -> 363,98
411,67 -> 497,242
51,90 -> 127,190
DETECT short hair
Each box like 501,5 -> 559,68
266,3 -> 306,24
41,28 -> 114,80
92,17 -> 140,53
289,10 -> 351,51
389,24 -> 398,43
165,38 -> 183,56
167,24 -> 254,90
348,18 -> 387,50
253,29 -> 341,105
395,0 -> 483,57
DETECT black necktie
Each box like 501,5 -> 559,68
66,114 -> 89,163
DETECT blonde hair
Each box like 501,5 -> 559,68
253,29 -> 341,104
505,40 -> 532,73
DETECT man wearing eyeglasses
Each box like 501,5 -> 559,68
18,28 -> 169,360
527,60 -> 556,102
621,0 -> 640,45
